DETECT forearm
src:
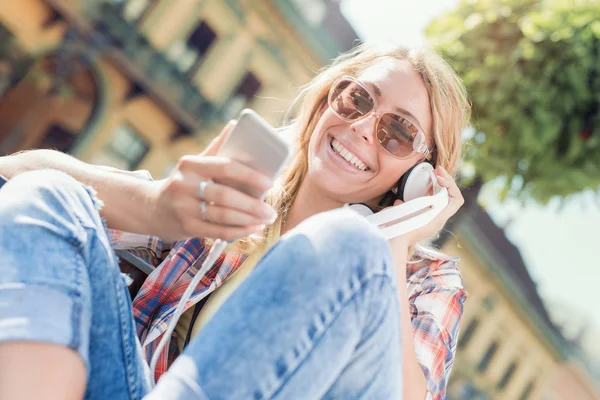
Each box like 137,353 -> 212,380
390,244 -> 428,400
0,150 -> 161,235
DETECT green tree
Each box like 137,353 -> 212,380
426,0 -> 600,204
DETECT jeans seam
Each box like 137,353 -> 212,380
91,227 -> 142,400
265,273 -> 396,400
68,255 -> 86,353
77,193 -> 145,398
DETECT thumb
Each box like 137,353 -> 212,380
201,120 -> 237,156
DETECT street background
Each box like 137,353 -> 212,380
0,0 -> 598,399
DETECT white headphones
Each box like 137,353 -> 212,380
348,163 -> 448,240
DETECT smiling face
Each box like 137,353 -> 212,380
306,58 -> 434,207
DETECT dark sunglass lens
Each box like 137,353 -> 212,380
331,80 -> 374,120
377,113 -> 418,157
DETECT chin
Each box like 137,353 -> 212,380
308,164 -> 370,205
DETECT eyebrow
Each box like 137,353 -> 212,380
369,82 -> 423,130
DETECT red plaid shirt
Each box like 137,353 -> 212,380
106,163 -> 467,400
112,231 -> 467,400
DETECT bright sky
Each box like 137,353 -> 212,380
341,0 -> 600,338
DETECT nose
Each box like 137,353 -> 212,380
350,114 -> 378,144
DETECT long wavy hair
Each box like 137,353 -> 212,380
237,43 -> 471,255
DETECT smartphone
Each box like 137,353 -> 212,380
214,109 -> 291,199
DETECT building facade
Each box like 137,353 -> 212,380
442,205 -> 600,400
4,2 -> 599,399
543,362 -> 600,400
0,0 -> 358,177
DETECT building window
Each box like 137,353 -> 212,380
95,124 -> 149,170
518,380 -> 535,400
477,340 -> 499,373
223,71 -> 262,120
166,21 -> 217,74
458,317 -> 479,349
496,361 -> 518,391
187,22 -> 217,59
39,124 -> 77,153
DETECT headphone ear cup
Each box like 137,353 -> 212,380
396,164 -> 420,202
387,163 -> 435,205
402,163 -> 436,202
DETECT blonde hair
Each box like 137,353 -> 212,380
238,43 -> 471,254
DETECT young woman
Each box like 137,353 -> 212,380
0,44 -> 470,400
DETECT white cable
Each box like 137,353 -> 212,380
149,238 -> 228,386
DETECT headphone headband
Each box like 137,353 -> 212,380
348,162 -> 448,240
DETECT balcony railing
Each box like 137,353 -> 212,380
43,0 -> 218,133
95,3 -> 216,131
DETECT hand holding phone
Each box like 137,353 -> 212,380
214,109 -> 291,199
154,110 -> 290,242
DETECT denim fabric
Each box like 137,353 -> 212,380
148,208 -> 403,400
0,170 -> 403,399
0,170 -> 151,400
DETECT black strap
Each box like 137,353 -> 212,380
183,293 -> 212,348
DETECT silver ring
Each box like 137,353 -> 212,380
199,201 -> 208,221
198,179 -> 213,200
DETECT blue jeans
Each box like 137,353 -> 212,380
0,170 -> 403,399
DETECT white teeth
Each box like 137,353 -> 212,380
331,138 -> 368,171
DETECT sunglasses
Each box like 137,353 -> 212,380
328,76 -> 431,160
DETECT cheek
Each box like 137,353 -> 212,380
308,111 -> 336,155
307,127 -> 322,161
378,157 -> 414,189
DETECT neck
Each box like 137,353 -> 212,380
281,181 -> 344,235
